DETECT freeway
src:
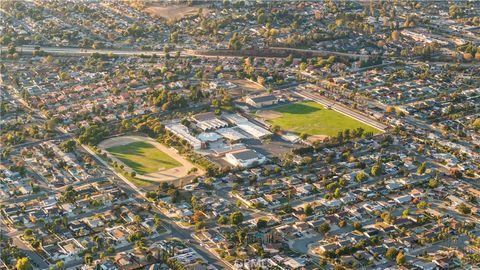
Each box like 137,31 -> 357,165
1,45 -> 349,61
1,45 -> 240,60
270,46 -> 372,60
1,45 -> 172,57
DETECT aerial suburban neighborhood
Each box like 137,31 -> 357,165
0,1 -> 479,270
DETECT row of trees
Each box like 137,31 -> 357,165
78,125 -> 110,145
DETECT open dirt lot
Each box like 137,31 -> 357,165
99,136 -> 202,183
256,110 -> 282,120
227,79 -> 267,97
143,5 -> 209,21
307,135 -> 330,143
231,79 -> 266,91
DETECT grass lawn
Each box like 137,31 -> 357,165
267,101 -> 381,137
106,141 -> 181,175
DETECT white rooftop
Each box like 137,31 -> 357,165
197,132 -> 222,142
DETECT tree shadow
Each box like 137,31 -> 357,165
108,141 -> 180,174
275,103 -> 321,114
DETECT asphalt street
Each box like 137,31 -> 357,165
82,144 -> 231,269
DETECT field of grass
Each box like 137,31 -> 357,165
106,141 -> 181,175
267,101 -> 381,137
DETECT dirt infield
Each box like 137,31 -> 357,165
256,110 -> 282,120
99,136 -> 202,182
143,5 -> 209,21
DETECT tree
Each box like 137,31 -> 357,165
78,125 -> 109,145
84,254 -> 93,264
271,124 -> 281,133
355,171 -> 367,182
428,178 -> 439,188
30,240 -> 40,249
381,212 -> 394,224
15,258 -> 32,270
386,106 -> 395,113
257,219 -> 268,229
133,215 -> 142,224
193,211 -> 203,224
299,62 -> 307,71
385,247 -> 398,259
456,203 -> 471,215
333,188 -> 342,199
353,221 -> 363,231
60,140 -> 76,152
58,71 -> 70,81
396,251 -> 406,265
218,215 -> 227,225
61,185 -> 78,203
370,164 -> 382,176
24,229 -> 33,237
417,201 -> 427,209
195,221 -> 206,231
417,161 -> 427,175
285,54 -> 293,66
303,156 -> 312,165
191,195 -> 198,209
56,261 -> 65,270
228,33 -> 243,50
107,246 -> 115,254
167,189 -> 180,203
318,222 -> 330,234
229,211 -> 244,225
161,102 -> 170,111
304,204 -> 313,216
448,4 -> 461,19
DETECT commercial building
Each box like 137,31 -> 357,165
165,123 -> 203,150
245,94 -> 278,108
237,122 -> 272,139
216,127 -> 249,142
192,112 -> 228,131
222,113 -> 249,125
225,149 -> 266,168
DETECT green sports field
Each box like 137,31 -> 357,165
106,141 -> 181,175
267,101 -> 381,137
